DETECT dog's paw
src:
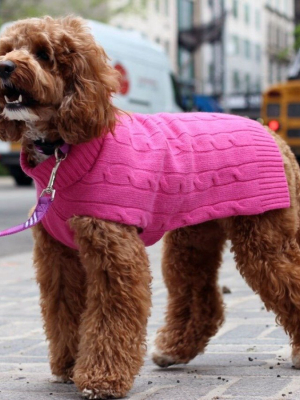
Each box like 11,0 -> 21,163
75,369 -> 132,399
81,385 -> 126,399
82,388 -> 101,399
292,346 -> 300,369
151,345 -> 176,368
50,375 -> 73,384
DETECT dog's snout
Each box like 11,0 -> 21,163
0,60 -> 16,79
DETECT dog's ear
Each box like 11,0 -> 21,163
56,18 -> 120,144
0,115 -> 24,142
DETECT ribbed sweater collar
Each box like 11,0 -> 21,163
20,136 -> 104,190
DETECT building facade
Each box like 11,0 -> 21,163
110,0 -> 178,73
177,0 -> 197,96
224,0 -> 265,114
264,0 -> 295,89
109,0 -> 295,117
196,0 -> 295,116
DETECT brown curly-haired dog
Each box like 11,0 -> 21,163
0,16 -> 300,400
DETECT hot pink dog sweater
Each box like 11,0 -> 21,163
21,112 -> 290,249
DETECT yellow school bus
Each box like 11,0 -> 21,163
261,80 -> 300,158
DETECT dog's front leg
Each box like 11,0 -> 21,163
32,223 -> 86,382
70,217 -> 152,399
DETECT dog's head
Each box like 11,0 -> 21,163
0,16 -> 120,144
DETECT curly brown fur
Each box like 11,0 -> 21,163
70,217 -> 152,399
2,15 -> 300,400
153,131 -> 300,370
0,16 -> 120,164
32,222 -> 86,382
221,132 -> 300,358
153,221 -> 226,367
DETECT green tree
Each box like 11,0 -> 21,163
0,0 -> 147,25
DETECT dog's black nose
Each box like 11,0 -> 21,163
0,60 -> 16,79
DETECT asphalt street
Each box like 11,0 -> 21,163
0,177 -> 35,256
1,177 -> 300,399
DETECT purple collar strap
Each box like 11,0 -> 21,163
0,144 -> 70,237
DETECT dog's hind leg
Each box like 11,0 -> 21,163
292,226 -> 300,367
70,217 -> 152,399
223,208 -> 300,369
32,223 -> 86,382
152,221 -> 226,367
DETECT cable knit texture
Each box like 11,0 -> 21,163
21,112 -> 290,248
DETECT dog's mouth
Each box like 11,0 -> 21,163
3,84 -> 37,109
1,82 -> 40,122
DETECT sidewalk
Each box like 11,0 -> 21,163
0,242 -> 299,400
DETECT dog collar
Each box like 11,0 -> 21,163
0,145 -> 69,237
34,138 -> 66,156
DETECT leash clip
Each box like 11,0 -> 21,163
0,145 -> 69,237
40,148 -> 68,201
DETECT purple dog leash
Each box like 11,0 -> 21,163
0,144 -> 69,237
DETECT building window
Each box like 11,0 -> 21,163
164,0 -> 169,16
268,23 -> 272,44
165,40 -> 170,55
244,40 -> 251,59
276,26 -> 281,49
233,0 -> 238,18
208,63 -> 215,83
177,0 -> 195,87
232,35 -> 240,55
255,44 -> 261,62
256,78 -> 261,92
233,70 -> 240,92
271,25 -> 276,46
178,0 -> 194,29
244,3 -> 250,24
255,9 -> 260,30
245,74 -> 251,92
155,0 -> 160,13
284,32 -> 288,48
277,63 -> 281,82
269,60 -> 274,84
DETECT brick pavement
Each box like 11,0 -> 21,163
0,242 -> 299,399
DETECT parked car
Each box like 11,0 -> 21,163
182,94 -> 223,113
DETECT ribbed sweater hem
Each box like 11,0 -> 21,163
252,132 -> 290,212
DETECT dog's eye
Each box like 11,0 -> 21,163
0,43 -> 13,55
36,50 -> 50,61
